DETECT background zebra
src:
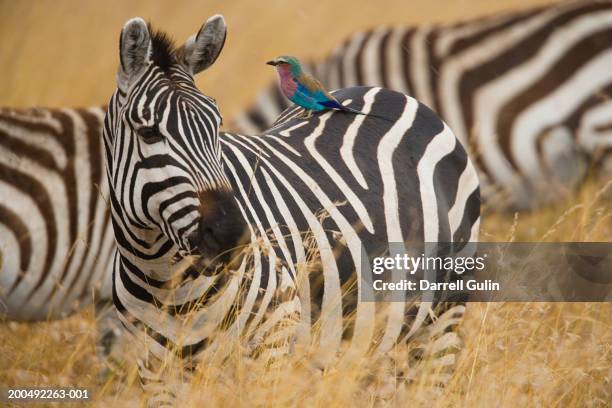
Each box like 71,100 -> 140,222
232,0 -> 612,210
0,107 -> 114,321
104,15 -> 479,406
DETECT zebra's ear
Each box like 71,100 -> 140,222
181,14 -> 227,75
118,17 -> 151,85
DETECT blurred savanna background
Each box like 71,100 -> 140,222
0,0 -> 558,115
0,0 -> 611,407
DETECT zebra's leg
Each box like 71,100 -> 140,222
95,301 -> 121,357
362,303 -> 465,401
400,303 -> 466,393
137,356 -> 187,408
94,301 -> 125,381
116,313 -> 192,407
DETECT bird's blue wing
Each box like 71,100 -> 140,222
294,83 -> 326,110
296,82 -> 343,110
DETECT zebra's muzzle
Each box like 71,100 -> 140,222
184,189 -> 249,272
187,221 -> 221,257
185,220 -> 248,273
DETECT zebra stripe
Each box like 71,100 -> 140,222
0,107 -> 115,320
233,0 -> 612,210
104,17 -> 479,406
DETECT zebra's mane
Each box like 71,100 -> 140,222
147,24 -> 177,73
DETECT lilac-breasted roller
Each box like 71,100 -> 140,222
266,55 -> 369,119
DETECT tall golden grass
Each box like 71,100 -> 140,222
1,180 -> 610,407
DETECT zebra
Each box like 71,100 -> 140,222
0,106 -> 125,362
0,106 -> 115,321
232,0 -> 612,210
104,15 -> 480,406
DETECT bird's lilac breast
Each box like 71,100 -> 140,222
281,78 -> 298,98
277,66 -> 298,98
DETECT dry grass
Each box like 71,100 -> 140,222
1,180 -> 610,408
0,1 -> 611,407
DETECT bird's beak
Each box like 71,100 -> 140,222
266,60 -> 278,66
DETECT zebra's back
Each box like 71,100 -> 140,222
233,0 -> 612,210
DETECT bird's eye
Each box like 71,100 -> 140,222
136,126 -> 164,144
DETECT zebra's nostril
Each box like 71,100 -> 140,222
185,220 -> 222,257
198,217 -> 221,252
201,227 -> 220,253
186,230 -> 204,255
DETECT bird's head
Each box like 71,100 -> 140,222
266,55 -> 303,76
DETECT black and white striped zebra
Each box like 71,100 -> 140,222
104,15 -> 479,405
233,0 -> 612,210
4,1 -> 605,325
0,107 -> 115,321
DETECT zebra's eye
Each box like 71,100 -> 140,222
136,126 -> 164,144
